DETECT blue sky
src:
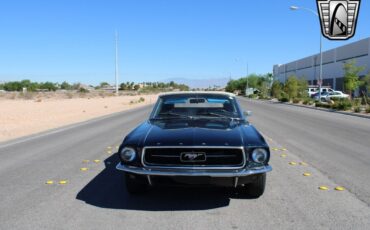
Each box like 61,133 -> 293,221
0,0 -> 369,85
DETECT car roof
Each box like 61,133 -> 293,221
158,91 -> 236,97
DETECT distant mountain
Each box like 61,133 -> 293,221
163,78 -> 229,89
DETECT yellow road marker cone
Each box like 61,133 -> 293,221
94,159 -> 101,163
80,167 -> 88,171
59,180 -> 68,185
46,180 -> 54,185
319,186 -> 329,190
335,186 -> 345,191
299,162 -> 308,166
280,154 -> 287,158
303,172 -> 311,177
82,160 -> 89,163
289,161 -> 297,165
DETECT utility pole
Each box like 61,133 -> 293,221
115,30 -> 119,96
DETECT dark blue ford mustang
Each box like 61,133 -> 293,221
116,92 -> 272,197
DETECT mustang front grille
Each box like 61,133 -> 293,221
142,147 -> 245,169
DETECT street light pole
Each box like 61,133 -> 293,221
115,30 -> 119,96
290,6 -> 323,99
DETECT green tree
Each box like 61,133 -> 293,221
266,73 -> 273,86
245,74 -> 259,89
225,80 -> 239,93
100,82 -> 110,88
271,81 -> 282,98
284,76 -> 299,99
72,83 -> 81,90
360,73 -> 370,104
61,81 -> 72,90
134,84 -> 140,91
40,82 -> 57,91
343,60 -> 365,98
120,82 -> 127,90
297,77 -> 309,98
4,81 -> 23,91
360,74 -> 370,94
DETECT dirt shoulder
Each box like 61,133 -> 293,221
0,94 -> 158,143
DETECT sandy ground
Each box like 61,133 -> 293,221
0,94 -> 158,143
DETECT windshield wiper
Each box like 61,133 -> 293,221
151,112 -> 192,120
196,112 -> 243,121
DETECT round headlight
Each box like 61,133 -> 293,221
120,147 -> 136,162
251,148 -> 268,163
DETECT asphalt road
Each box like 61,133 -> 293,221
0,99 -> 370,230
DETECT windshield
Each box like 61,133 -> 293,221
151,94 -> 241,119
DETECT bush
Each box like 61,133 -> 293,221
353,98 -> 361,107
292,98 -> 301,104
315,102 -> 331,109
79,88 -> 89,93
279,97 -> 289,103
248,94 -> 258,99
366,107 -> 370,113
331,97 -> 340,102
303,98 -> 314,105
334,98 -> 353,111
354,106 -> 361,113
139,97 -> 145,102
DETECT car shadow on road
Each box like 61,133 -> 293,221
76,154 -> 254,211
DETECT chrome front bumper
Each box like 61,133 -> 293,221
116,163 -> 272,177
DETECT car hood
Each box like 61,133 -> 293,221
123,119 -> 264,148
145,125 -> 243,147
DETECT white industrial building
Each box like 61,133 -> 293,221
273,37 -> 370,91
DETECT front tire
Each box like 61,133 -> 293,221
125,173 -> 147,194
239,173 -> 266,198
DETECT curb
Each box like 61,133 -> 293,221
239,97 -> 370,120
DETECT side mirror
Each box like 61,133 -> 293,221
243,111 -> 252,117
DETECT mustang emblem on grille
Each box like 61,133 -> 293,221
180,152 -> 206,162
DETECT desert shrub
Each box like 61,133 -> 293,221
366,107 -> 370,113
9,93 -> 17,99
271,81 -> 282,99
354,106 -> 361,113
331,97 -> 340,102
139,97 -> 145,102
258,95 -> 270,100
335,98 -> 353,111
279,97 -> 289,103
66,92 -> 74,99
353,98 -> 361,107
284,76 -> 298,99
79,88 -> 89,93
98,91 -> 105,98
292,98 -> 301,104
316,102 -> 332,109
303,98 -> 314,105
19,92 -> 34,100
248,94 -> 258,99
